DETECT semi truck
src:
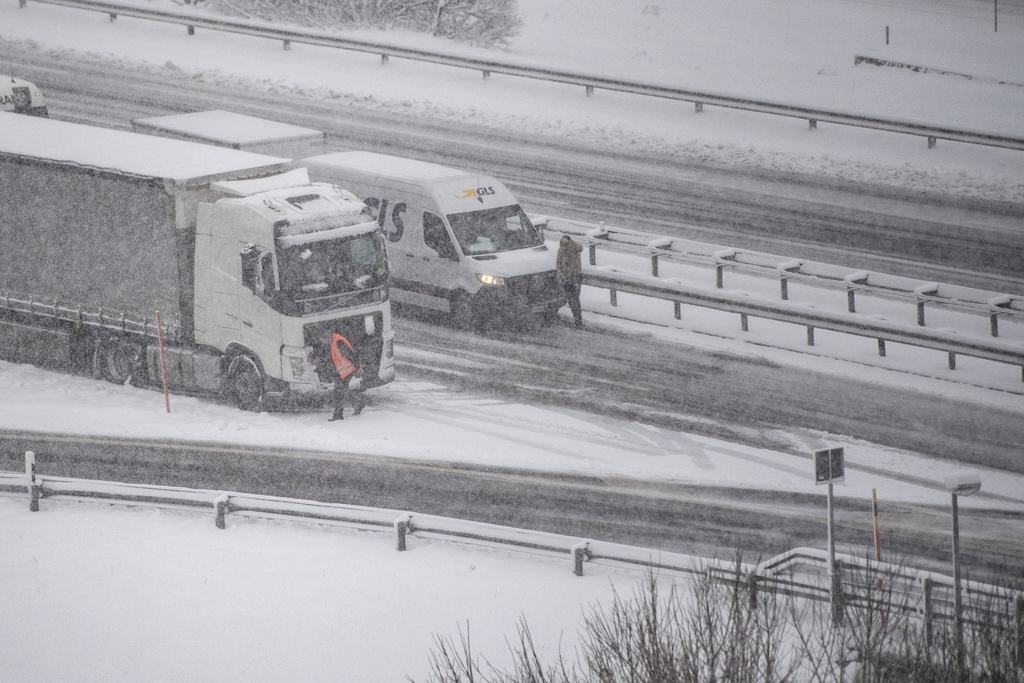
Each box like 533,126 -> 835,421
0,112 -> 394,411
300,151 -> 564,330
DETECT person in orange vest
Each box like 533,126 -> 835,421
315,330 -> 366,421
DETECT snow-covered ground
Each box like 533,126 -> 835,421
2,0 -> 1023,679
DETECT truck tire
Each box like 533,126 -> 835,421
95,337 -> 141,385
228,355 -> 266,412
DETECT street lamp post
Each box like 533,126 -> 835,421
944,470 -> 982,682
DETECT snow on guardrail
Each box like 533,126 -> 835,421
19,0 -> 1024,153
535,215 -> 1024,380
2,469 -> 1021,631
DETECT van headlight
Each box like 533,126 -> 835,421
477,273 -> 504,286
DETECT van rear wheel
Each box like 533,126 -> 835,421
228,355 -> 266,412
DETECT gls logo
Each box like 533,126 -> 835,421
363,197 -> 406,243
455,187 -> 496,203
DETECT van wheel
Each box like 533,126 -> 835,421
95,337 -> 141,385
450,295 -> 479,332
228,355 -> 266,412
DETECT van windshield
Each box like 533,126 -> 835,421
447,205 -> 543,255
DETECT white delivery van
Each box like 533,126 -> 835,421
300,151 -> 563,329
0,74 -> 48,117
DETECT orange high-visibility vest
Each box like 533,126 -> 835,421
329,334 -> 358,380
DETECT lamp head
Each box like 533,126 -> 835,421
944,470 -> 981,497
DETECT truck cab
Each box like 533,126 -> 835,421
1,75 -> 48,117
193,168 -> 394,409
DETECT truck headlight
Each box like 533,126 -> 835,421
477,273 -> 504,286
283,347 -> 314,382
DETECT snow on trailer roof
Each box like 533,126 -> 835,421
0,112 -> 290,183
132,110 -> 323,147
303,150 -> 471,183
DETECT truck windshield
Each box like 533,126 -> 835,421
447,205 -> 543,256
276,231 -> 389,315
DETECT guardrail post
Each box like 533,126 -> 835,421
20,0 -> 26,8
214,494 -> 229,529
482,70 -> 490,80
651,253 -> 659,277
991,313 -> 999,337
283,39 -> 291,50
948,352 -> 956,370
928,136 -> 937,148
26,451 -> 39,512
917,301 -> 926,326
187,25 -> 195,35
923,577 -> 934,650
847,287 -> 857,313
585,85 -> 594,97
748,574 -> 759,608
395,514 -> 412,551
381,54 -> 389,65
695,102 -> 703,113
109,12 -> 116,21
807,326 -> 815,346
716,264 -> 725,289
740,313 -> 749,332
877,339 -> 886,357
781,277 -> 789,300
588,243 -> 597,266
674,302 -> 681,320
610,289 -> 617,307
1015,594 -> 1023,671
572,541 -> 590,576
809,119 -> 817,130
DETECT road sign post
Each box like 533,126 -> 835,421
815,447 -> 846,627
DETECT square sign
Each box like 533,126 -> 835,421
814,447 -> 845,485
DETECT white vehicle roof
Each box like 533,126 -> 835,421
132,110 -> 322,147
305,151 -> 469,184
0,112 -> 290,183
302,150 -> 521,215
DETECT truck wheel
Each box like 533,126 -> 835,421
450,295 -> 480,332
228,355 -> 266,412
95,337 -> 140,385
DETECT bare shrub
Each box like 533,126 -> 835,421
414,556 -> 1024,683
202,0 -> 521,47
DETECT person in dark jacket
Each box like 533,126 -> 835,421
315,330 -> 366,421
556,234 -> 584,329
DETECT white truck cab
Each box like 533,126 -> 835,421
0,74 -> 48,117
300,152 -> 563,329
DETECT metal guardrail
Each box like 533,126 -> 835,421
19,0 -> 1024,153
536,217 -> 1024,380
2,467 -> 1021,634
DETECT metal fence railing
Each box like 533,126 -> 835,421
535,217 -> 1024,381
2,463 -> 1022,639
19,0 -> 1024,153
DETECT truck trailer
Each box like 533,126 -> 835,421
132,110 -> 324,159
0,112 -> 394,411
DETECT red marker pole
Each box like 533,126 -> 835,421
156,311 -> 170,413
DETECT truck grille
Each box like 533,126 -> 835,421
504,270 -> 560,304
